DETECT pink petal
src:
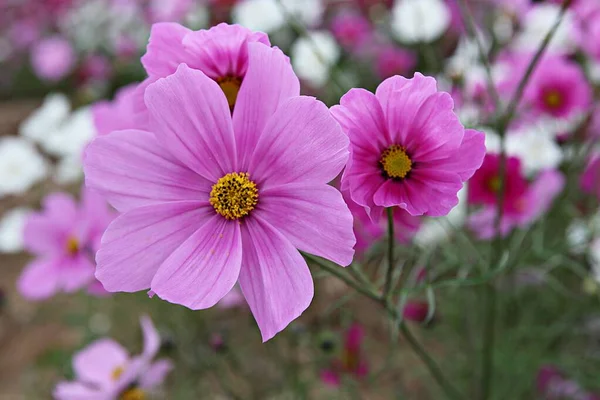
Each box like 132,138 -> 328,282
375,73 -> 438,146
53,381 -> 105,400
145,64 -> 237,181
233,42 -> 300,169
141,22 -> 192,78
151,215 -> 243,310
238,217 -> 313,342
60,255 -> 96,293
259,183 -> 355,266
17,258 -> 61,300
320,369 -> 341,387
249,96 -> 349,189
84,129 -> 210,213
345,324 -> 364,352
517,169 -> 565,226
73,338 -> 129,388
138,359 -> 173,389
96,201 -> 212,292
140,315 -> 160,360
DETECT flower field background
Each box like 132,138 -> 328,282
1,0 -> 600,399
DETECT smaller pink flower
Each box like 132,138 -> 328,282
92,82 -> 149,135
54,316 -> 172,400
330,12 -> 372,51
217,285 -> 245,308
321,324 -> 368,387
31,35 -> 75,82
402,301 -> 431,323
374,45 -> 416,79
17,187 -> 114,300
581,154 -> 600,200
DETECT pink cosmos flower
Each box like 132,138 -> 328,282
374,45 -> 416,79
330,12 -> 373,51
581,155 -> 600,200
321,324 -> 368,387
84,60 -> 355,341
469,169 -> 565,239
402,300 -> 431,323
92,83 -> 149,136
18,187 -> 114,300
343,189 -> 420,254
332,73 -> 486,219
30,35 -> 75,82
537,365 -> 600,400
54,316 -> 172,400
524,54 -> 592,120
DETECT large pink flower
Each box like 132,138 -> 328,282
84,57 -> 355,341
17,187 -> 114,300
332,73 -> 486,219
54,316 -> 172,400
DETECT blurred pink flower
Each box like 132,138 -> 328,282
217,285 -> 245,308
537,364 -> 600,400
78,54 -> 112,84
54,316 -> 172,400
92,82 -> 149,135
332,73 -> 485,219
403,300 -> 430,323
581,155 -> 600,200
85,60 -> 354,341
30,35 -> 75,82
17,187 -> 114,300
321,324 -> 368,387
374,46 -> 416,79
330,12 -> 372,51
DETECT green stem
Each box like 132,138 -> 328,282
383,207 -> 395,300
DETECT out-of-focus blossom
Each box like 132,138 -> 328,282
85,63 -> 354,342
321,324 -> 368,387
19,93 -> 71,143
414,186 -> 468,246
78,54 -> 112,83
149,0 -> 193,23
17,187 -> 114,300
403,300 -> 431,323
374,45 -> 416,79
513,4 -> 575,54
232,0 -> 323,34
581,155 -> 600,200
537,364 -> 600,400
505,124 -> 563,176
0,208 -> 32,253
54,316 -> 173,400
0,137 -> 47,197
391,0 -> 451,44
291,31 -> 341,87
330,12 -> 372,51
92,83 -> 146,135
217,286 -> 245,308
43,107 -> 96,158
30,36 -> 75,81
332,73 -> 485,219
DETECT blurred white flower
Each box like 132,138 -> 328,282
19,93 -> 70,144
0,137 -> 47,197
43,107 -> 95,158
391,0 -> 450,44
446,35 -> 490,79
567,220 -> 590,254
232,0 -> 323,34
0,207 -> 31,253
291,31 -> 340,87
184,4 -> 209,29
415,186 -> 467,246
54,155 -> 84,185
482,128 -> 501,153
506,123 -> 563,176
591,238 -> 600,282
513,4 -> 575,54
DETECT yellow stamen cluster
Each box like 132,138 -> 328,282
120,387 -> 145,400
544,90 -> 562,109
66,237 -> 79,255
210,172 -> 259,220
379,145 -> 413,179
216,75 -> 243,111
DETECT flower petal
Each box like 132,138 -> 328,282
145,64 -> 237,180
84,129 -> 210,213
151,215 -> 242,309
53,382 -> 104,400
141,22 -> 192,78
233,42 -> 300,169
60,254 -> 96,293
96,201 -> 212,293
249,96 -> 349,188
73,338 -> 129,388
138,359 -> 173,390
17,258 -> 61,300
238,217 -> 313,342
259,183 -> 355,266
141,315 -> 160,360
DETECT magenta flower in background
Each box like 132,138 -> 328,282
374,46 -> 416,79
85,59 -> 355,341
17,187 -> 114,300
321,324 -> 368,387
92,82 -> 149,136
217,286 -> 245,309
581,155 -> 600,200
332,73 -> 486,219
54,316 -> 172,400
536,364 -> 600,400
402,300 -> 433,323
330,12 -> 372,51
30,35 -> 75,82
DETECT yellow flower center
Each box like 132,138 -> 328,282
216,75 -> 242,111
487,176 -> 501,193
544,90 -> 562,109
379,145 -> 413,179
111,366 -> 124,381
210,172 -> 258,220
66,237 -> 79,255
120,387 -> 145,400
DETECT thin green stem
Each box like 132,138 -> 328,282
383,207 -> 395,300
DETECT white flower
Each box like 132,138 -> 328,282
505,123 -> 563,176
290,31 -> 340,87
446,35 -> 490,79
43,107 -> 95,158
0,208 -> 31,253
391,0 -> 451,44
0,137 -> 47,197
54,155 -> 84,185
415,186 -> 467,246
513,4 -> 575,54
19,93 -> 70,144
232,0 -> 323,34
567,220 -> 590,254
